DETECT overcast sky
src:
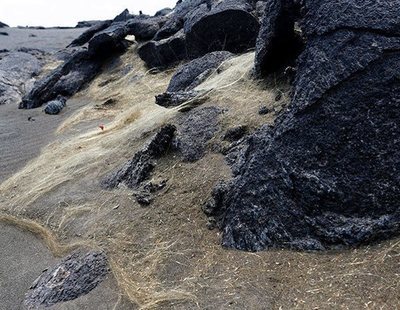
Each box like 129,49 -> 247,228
0,0 -> 177,27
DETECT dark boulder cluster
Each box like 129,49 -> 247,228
155,51 -> 232,108
25,251 -> 108,308
205,0 -> 400,251
137,0 -> 262,69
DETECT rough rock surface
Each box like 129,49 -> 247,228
205,0 -> 400,251
138,30 -> 187,69
44,96 -> 67,115
68,20 -> 112,47
102,125 -> 176,189
184,0 -> 260,59
167,51 -> 233,92
155,90 -> 202,108
0,22 -> 8,28
254,0 -> 303,77
88,23 -> 130,57
126,17 -> 165,41
20,50 -> 102,109
174,107 -> 222,162
25,251 -> 108,308
0,52 -> 42,105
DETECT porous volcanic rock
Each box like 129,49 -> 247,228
126,16 -> 166,41
88,23 -> 131,58
68,20 -> 112,47
155,90 -> 201,108
254,0 -> 303,77
20,50 -> 102,109
167,51 -> 233,92
205,0 -> 400,251
25,251 -> 108,308
174,107 -> 223,162
102,125 -> 176,189
138,30 -> 187,69
184,0 -> 260,59
44,96 -> 67,115
0,52 -> 42,105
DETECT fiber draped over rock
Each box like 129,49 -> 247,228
167,51 -> 233,92
205,0 -> 400,251
102,125 -> 176,189
25,251 -> 108,308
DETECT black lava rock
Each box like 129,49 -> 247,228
44,96 -> 67,115
155,90 -> 201,108
25,251 -> 108,308
138,30 -> 187,69
184,0 -> 260,59
254,0 -> 303,77
20,50 -> 102,109
102,125 -> 176,189
167,51 -> 233,92
68,20 -> 112,47
206,0 -> 400,252
223,126 -> 248,142
174,107 -> 222,162
0,21 -> 8,28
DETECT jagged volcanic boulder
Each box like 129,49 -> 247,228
88,23 -> 131,58
0,21 -> 8,28
184,0 -> 260,59
68,20 -> 112,47
20,50 -> 101,109
254,0 -> 303,77
25,251 -> 108,308
205,0 -> 400,251
113,9 -> 133,22
0,52 -> 42,105
126,16 -> 166,41
44,96 -> 67,115
138,30 -> 187,69
174,107 -> 223,162
167,51 -> 233,92
102,125 -> 176,189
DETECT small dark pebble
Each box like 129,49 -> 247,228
258,106 -> 271,115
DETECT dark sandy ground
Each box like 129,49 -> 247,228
0,28 -> 85,52
0,28 -> 135,309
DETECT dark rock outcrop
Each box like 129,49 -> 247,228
68,20 -> 112,47
20,50 -> 102,109
0,52 -> 42,105
113,9 -> 133,23
88,23 -> 131,58
254,0 -> 303,77
206,0 -> 400,251
167,51 -> 233,92
138,30 -> 187,69
174,107 -> 222,162
25,251 -> 108,308
184,0 -> 260,59
0,32 -> 9,36
126,17 -> 165,41
44,96 -> 67,115
0,21 -> 8,28
102,125 -> 176,189
155,8 -> 173,17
